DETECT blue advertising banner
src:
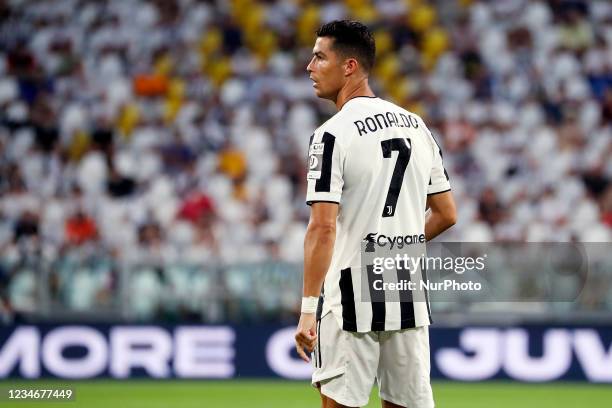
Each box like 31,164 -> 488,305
0,324 -> 611,382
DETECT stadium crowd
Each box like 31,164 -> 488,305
0,0 -> 611,320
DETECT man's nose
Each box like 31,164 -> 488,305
306,58 -> 314,73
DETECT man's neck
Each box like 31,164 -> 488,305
334,77 -> 375,110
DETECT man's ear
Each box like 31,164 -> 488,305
344,58 -> 359,76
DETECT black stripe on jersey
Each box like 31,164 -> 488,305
315,285 -> 323,367
316,286 -> 324,321
306,200 -> 340,206
429,130 -> 443,157
315,132 -> 335,192
339,268 -> 357,331
429,130 -> 450,181
366,264 -> 386,331
437,147 -> 450,181
317,318 -> 322,368
307,133 -> 315,180
397,264 -> 415,329
427,188 -> 451,196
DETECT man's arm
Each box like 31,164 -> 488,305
303,202 -> 338,296
295,202 -> 338,362
425,191 -> 457,241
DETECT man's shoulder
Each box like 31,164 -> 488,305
350,96 -> 428,125
314,109 -> 354,139
379,99 -> 428,125
315,97 -> 383,135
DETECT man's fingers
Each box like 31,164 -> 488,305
296,344 -> 310,362
295,338 -> 316,357
295,333 -> 316,361
304,341 -> 315,353
296,330 -> 317,342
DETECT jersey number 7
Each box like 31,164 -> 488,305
381,138 -> 412,217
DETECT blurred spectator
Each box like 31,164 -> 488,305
13,211 -> 39,241
65,209 -> 98,245
178,191 -> 215,223
107,166 -> 136,198
478,187 -> 505,226
558,3 -> 594,52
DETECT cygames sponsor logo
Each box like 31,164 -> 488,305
363,232 -> 426,251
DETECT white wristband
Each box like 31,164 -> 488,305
301,296 -> 319,314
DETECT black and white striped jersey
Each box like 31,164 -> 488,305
306,96 -> 451,333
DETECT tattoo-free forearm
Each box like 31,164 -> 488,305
303,223 -> 336,297
425,209 -> 454,241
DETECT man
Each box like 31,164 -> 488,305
295,20 -> 456,408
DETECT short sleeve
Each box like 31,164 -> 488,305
305,131 -> 344,205
427,130 -> 451,195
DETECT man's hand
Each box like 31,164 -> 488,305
295,312 -> 317,363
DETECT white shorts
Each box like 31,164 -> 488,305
312,313 -> 434,408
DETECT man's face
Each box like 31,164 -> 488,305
306,37 -> 346,101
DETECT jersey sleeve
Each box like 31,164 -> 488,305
427,130 -> 451,195
305,131 -> 344,205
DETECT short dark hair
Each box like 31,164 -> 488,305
316,20 -> 376,72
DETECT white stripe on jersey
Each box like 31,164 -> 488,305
306,96 -> 451,333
